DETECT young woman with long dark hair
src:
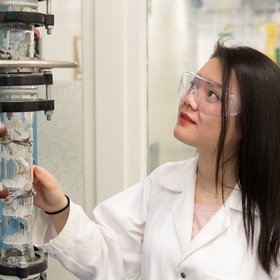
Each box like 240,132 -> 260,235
24,41 -> 280,279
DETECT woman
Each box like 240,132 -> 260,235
32,41 -> 280,279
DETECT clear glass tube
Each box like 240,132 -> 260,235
0,86 -> 38,101
0,0 -> 39,12
0,111 -> 35,266
0,23 -> 35,59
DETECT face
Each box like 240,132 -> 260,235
173,57 -> 240,156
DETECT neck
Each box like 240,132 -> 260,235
196,151 -> 237,202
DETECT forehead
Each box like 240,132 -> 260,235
198,57 -> 239,96
198,58 -> 222,84
192,73 -> 222,90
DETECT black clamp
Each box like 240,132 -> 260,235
0,11 -> 54,27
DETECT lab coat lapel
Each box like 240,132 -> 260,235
159,157 -> 198,252
181,188 -> 242,260
182,202 -> 230,259
170,186 -> 196,252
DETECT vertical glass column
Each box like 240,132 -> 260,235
0,0 -> 38,12
0,110 -> 35,266
0,23 -> 35,59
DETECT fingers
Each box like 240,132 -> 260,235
33,166 -> 60,191
32,166 -> 66,211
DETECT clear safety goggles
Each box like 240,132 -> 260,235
178,72 -> 241,117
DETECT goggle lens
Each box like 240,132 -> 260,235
178,72 -> 240,116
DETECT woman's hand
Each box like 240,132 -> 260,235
33,166 -> 67,212
33,166 -> 70,234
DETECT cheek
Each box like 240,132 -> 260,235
200,123 -> 221,145
196,117 -> 222,148
224,118 -> 241,152
200,116 -> 221,135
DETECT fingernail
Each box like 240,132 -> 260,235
34,166 -> 41,177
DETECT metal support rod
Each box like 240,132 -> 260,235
0,60 -> 77,69
45,71 -> 52,120
46,0 -> 52,35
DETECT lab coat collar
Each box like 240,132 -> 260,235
156,156 -> 258,254
228,185 -> 243,213
157,157 -> 198,193
157,156 -> 251,216
156,156 -> 259,252
228,185 -> 260,217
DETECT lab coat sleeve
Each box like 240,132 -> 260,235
33,178 -> 151,280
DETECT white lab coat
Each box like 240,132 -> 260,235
33,157 -> 280,280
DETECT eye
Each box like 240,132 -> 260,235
184,81 -> 197,95
206,90 -> 220,103
189,81 -> 196,90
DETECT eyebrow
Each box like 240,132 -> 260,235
196,72 -> 222,88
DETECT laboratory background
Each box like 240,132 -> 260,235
0,0 -> 280,279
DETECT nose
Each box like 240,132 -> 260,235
181,89 -> 198,111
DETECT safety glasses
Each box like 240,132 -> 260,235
178,72 -> 241,116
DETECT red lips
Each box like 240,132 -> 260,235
179,111 -> 196,125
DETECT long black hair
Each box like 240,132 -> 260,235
212,41 -> 280,275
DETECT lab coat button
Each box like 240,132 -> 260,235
180,272 -> 186,278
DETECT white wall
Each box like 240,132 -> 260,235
94,0 -> 147,203
148,0 -> 197,171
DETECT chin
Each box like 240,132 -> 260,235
173,128 -> 196,147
